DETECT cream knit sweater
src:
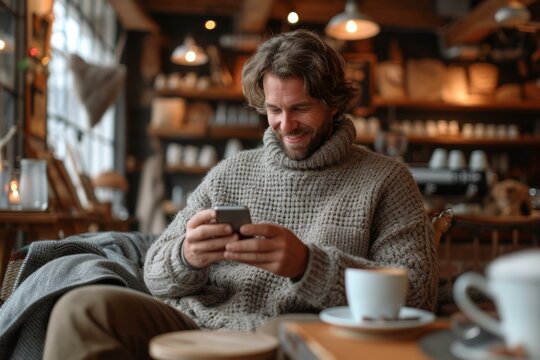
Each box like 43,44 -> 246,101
144,118 -> 437,331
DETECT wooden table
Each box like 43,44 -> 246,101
279,320 -> 449,360
0,210 -> 133,285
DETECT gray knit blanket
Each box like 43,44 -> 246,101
0,231 -> 157,360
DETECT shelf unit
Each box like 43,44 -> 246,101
148,86 -> 266,214
154,86 -> 244,101
356,134 -> 540,147
370,95 -> 540,187
373,96 -> 540,112
147,125 -> 263,140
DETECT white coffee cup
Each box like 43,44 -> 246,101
345,267 -> 408,322
429,148 -> 447,170
198,145 -> 218,168
224,139 -> 243,159
453,250 -> 540,357
462,123 -> 474,138
473,123 -> 486,138
448,149 -> 466,170
469,150 -> 489,171
166,144 -> 183,166
183,145 -> 199,167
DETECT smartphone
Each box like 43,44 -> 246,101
214,205 -> 252,238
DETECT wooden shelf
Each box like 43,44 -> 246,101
373,96 -> 540,112
154,86 -> 245,101
165,164 -> 211,175
356,134 -> 540,146
148,125 -> 263,141
208,126 -> 263,139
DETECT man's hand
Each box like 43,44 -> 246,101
223,223 -> 308,279
183,209 -> 238,268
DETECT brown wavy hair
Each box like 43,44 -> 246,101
242,29 -> 358,117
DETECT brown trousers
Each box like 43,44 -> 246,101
43,285 -> 319,360
43,285 -> 199,360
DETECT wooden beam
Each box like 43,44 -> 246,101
137,0 -> 242,16
443,0 -> 536,46
108,0 -> 159,33
239,0 -> 274,33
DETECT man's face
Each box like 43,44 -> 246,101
263,73 -> 337,160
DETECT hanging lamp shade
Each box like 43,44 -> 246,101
325,0 -> 380,40
171,35 -> 208,66
494,0 -> 531,25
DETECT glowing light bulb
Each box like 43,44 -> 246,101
345,20 -> 358,33
205,20 -> 216,30
185,50 -> 196,63
287,11 -> 299,24
0,40 -> 5,51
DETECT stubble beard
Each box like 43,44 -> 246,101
276,120 -> 333,160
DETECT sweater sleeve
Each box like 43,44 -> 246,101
289,163 -> 438,312
143,177 -> 212,299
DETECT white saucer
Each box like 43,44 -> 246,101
319,306 -> 435,333
451,340 -> 525,360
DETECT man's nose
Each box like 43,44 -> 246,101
280,112 -> 298,133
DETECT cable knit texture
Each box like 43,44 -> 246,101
144,118 -> 438,331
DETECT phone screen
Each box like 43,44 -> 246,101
214,205 -> 252,237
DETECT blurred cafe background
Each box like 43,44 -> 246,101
1,0 -> 540,298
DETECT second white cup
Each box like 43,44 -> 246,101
453,250 -> 540,357
469,150 -> 489,171
429,148 -> 447,169
448,150 -> 466,170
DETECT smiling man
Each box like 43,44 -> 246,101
43,29 -> 437,360
264,74 -> 336,160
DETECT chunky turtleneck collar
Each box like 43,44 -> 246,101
263,116 -> 357,170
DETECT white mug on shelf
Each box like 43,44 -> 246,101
183,145 -> 199,167
448,150 -> 466,170
224,139 -> 243,159
428,148 -> 447,170
469,150 -> 489,172
462,123 -> 474,138
198,145 -> 218,168
166,144 -> 183,166
496,124 -> 507,138
508,124 -> 520,139
473,123 -> 486,138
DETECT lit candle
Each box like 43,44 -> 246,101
8,178 -> 20,205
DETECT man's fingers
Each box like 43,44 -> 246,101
189,235 -> 238,252
187,223 -> 233,243
186,209 -> 216,230
239,223 -> 280,238
225,237 -> 278,252
224,250 -> 278,263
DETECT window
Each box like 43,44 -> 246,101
0,1 -> 18,159
47,0 -> 121,178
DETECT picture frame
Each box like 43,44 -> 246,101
29,13 -> 52,59
25,76 -> 47,139
343,54 -> 377,116
24,12 -> 52,140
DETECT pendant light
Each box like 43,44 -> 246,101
170,35 -> 208,66
325,0 -> 380,40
